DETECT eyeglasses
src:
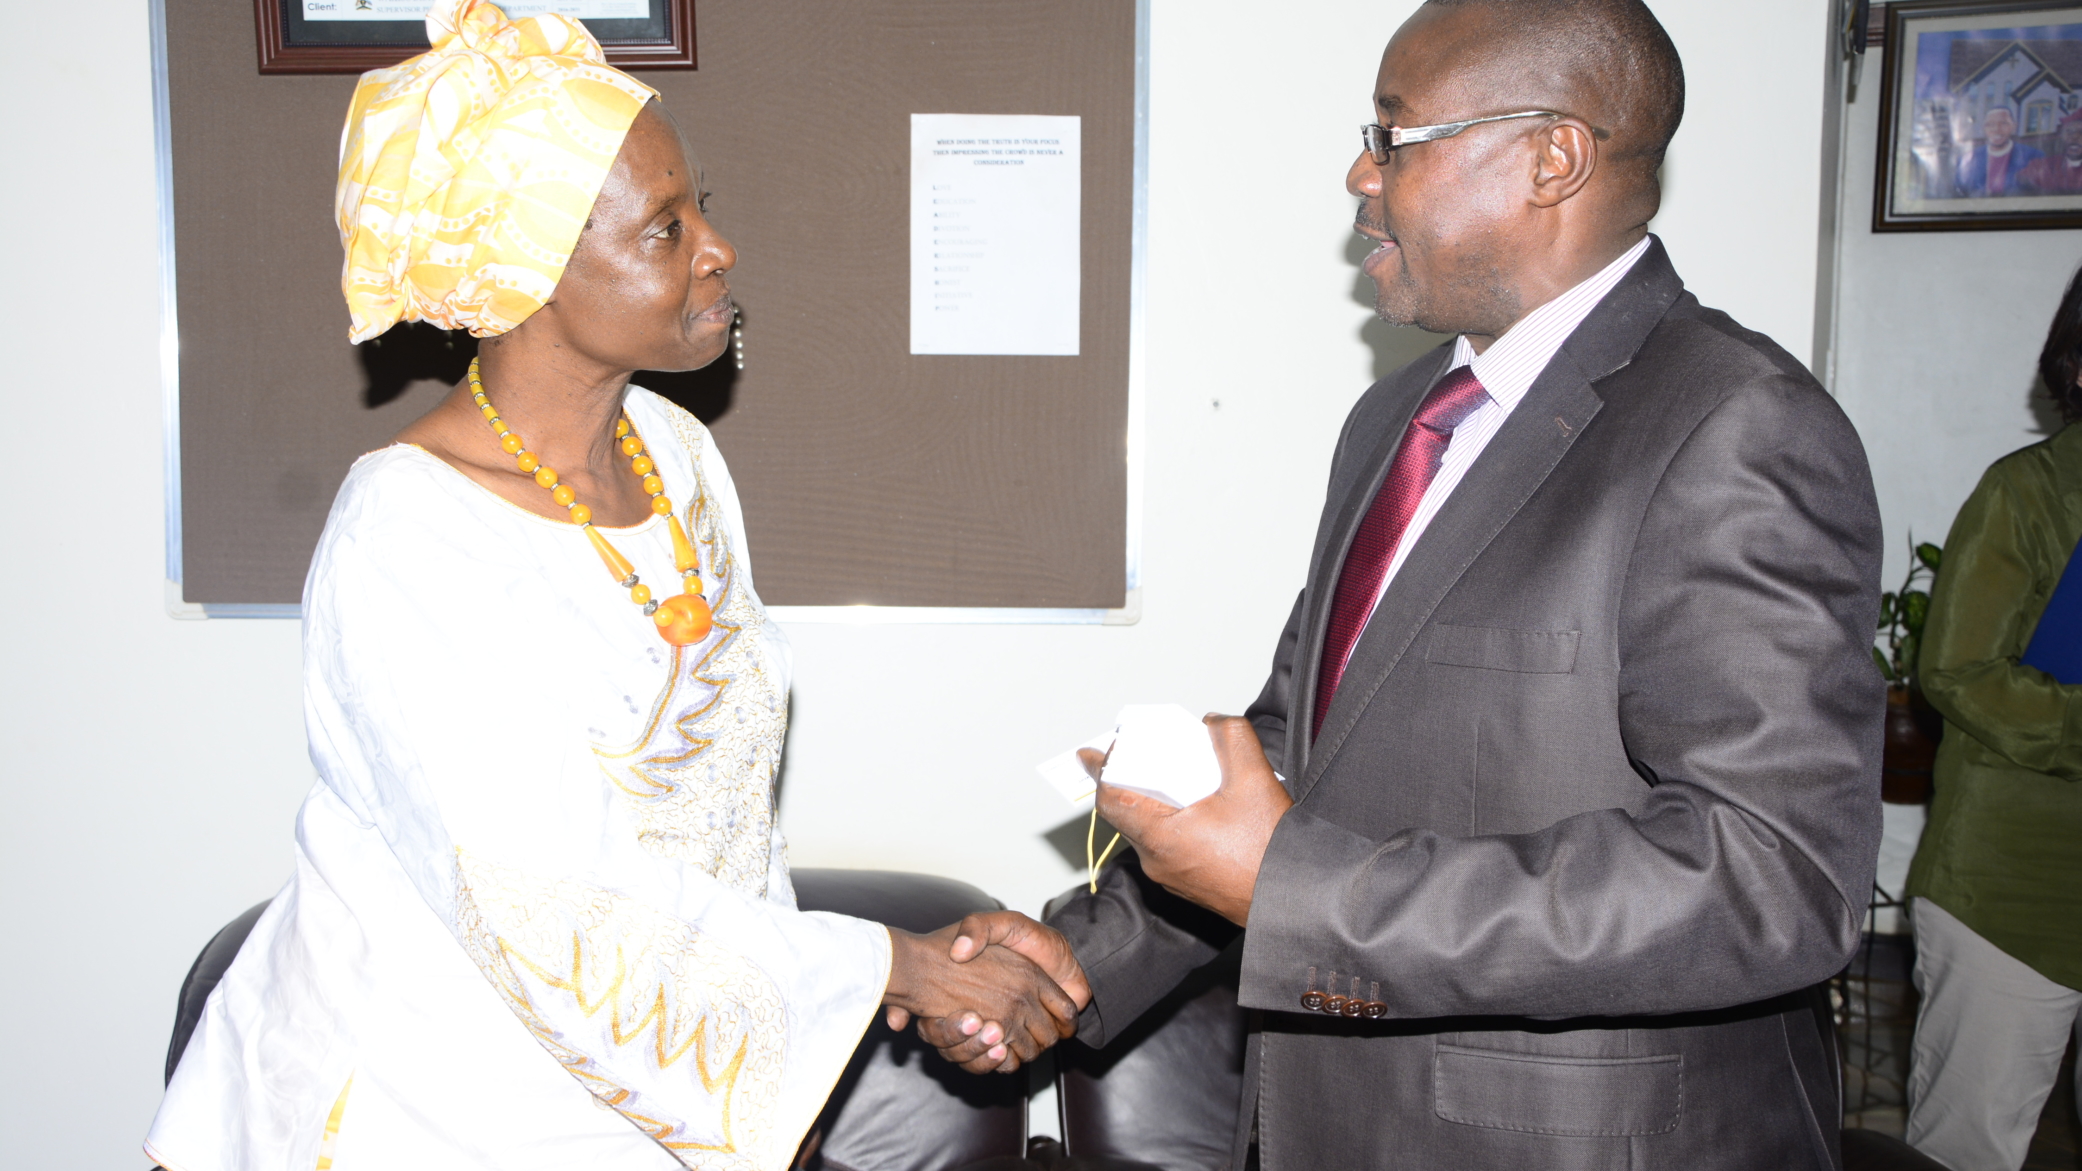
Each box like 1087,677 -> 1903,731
1359,110 -> 1562,164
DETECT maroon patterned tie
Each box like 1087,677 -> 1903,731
1313,366 -> 1491,737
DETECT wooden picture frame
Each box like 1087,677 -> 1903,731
254,0 -> 695,74
1874,0 -> 2082,231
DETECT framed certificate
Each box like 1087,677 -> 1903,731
254,0 -> 695,73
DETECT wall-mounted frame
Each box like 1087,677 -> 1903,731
255,0 -> 696,74
1875,0 -> 2082,230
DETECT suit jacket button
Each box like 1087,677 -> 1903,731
1362,1001 -> 1388,1019
1340,997 -> 1366,1017
1300,990 -> 1326,1011
1323,995 -> 1349,1014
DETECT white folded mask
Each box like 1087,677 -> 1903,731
1035,703 -> 1225,809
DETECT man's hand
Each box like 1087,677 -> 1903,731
951,912 -> 1090,1005
902,912 -> 1090,1072
1091,714 -> 1293,926
882,925 -> 1077,1073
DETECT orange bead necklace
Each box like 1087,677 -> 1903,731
469,357 -> 714,646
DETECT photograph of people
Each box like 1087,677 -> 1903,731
1959,105 -> 2042,198
142,4 -> 1077,1169
1888,19 -> 2082,223
2020,109 -> 2082,194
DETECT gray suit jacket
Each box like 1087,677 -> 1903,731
1048,239 -> 1884,1170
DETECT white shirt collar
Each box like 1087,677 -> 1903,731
1448,235 -> 1653,410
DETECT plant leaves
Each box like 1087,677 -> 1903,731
1873,646 -> 1896,680
1904,591 -> 1930,630
1917,542 -> 1943,572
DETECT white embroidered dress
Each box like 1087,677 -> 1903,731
146,389 -> 890,1171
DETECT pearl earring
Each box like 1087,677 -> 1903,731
732,307 -> 744,371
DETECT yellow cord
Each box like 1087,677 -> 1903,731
1086,804 -> 1122,893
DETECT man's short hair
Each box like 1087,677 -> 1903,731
1424,0 -> 1686,174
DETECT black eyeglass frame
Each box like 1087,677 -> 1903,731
1359,110 -> 1563,164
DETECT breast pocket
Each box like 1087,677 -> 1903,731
1425,624 -> 1580,674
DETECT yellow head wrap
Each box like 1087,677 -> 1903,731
335,0 -> 658,343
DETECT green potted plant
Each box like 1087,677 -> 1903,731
1875,539 -> 1944,803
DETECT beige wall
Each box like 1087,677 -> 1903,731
0,1 -> 1834,1164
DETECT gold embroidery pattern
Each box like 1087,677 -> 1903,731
455,853 -> 785,1169
314,1075 -> 354,1170
594,403 -> 787,897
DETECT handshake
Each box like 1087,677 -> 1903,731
881,911 -> 1088,1074
877,713 -> 1296,1074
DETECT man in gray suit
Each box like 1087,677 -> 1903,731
910,1 -> 1885,1166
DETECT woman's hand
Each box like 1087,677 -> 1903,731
882,925 -> 1079,1073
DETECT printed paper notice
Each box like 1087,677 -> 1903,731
301,1 -> 648,20
911,114 -> 1081,356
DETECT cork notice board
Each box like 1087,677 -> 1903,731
163,0 -> 1139,611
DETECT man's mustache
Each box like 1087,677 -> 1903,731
1355,210 -> 1395,241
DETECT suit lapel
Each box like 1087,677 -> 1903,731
1292,239 -> 1687,799
1285,348 -> 1453,773
1296,370 -> 1601,798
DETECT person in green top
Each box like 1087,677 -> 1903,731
1904,266 -> 2082,1171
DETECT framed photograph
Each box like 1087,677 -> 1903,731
255,0 -> 695,74
1876,0 -> 2082,230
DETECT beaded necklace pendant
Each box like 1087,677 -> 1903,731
468,358 -> 713,646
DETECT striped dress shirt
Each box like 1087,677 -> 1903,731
1362,235 -> 1653,626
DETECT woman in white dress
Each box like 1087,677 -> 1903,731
145,4 -> 1080,1169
